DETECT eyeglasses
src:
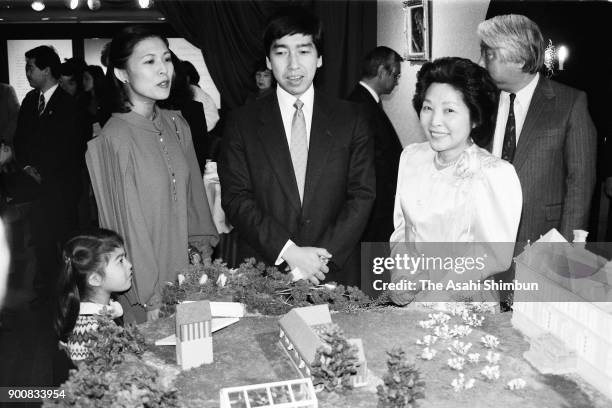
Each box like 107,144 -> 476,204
388,70 -> 401,80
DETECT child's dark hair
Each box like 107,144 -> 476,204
55,229 -> 124,341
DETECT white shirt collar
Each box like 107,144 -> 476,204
502,72 -> 539,110
276,84 -> 315,145
80,300 -> 124,319
492,73 -> 540,158
276,83 -> 315,111
358,81 -> 380,103
41,83 -> 59,106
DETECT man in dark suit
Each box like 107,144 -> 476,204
347,46 -> 403,243
14,46 -> 83,259
219,10 -> 375,287
478,15 -> 597,309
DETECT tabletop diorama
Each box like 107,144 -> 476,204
42,246 -> 612,407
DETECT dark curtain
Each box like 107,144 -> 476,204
156,0 -> 376,109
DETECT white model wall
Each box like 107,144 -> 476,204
377,0 -> 490,146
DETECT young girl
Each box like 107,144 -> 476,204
55,229 -> 133,361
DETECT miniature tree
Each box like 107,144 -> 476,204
310,324 -> 359,393
377,347 -> 425,408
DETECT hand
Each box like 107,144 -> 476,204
146,308 -> 160,322
283,245 -> 331,285
24,166 -> 42,184
605,177 -> 612,198
389,289 -> 415,306
189,238 -> 214,259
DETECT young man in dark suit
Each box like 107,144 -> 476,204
219,10 -> 376,287
14,46 -> 84,262
348,46 -> 403,243
478,14 -> 597,309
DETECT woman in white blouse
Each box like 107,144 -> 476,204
389,57 -> 522,305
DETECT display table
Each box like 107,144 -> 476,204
139,305 -> 610,408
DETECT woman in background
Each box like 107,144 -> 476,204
244,60 -> 275,105
86,26 -> 218,322
390,57 -> 522,305
82,65 -> 111,129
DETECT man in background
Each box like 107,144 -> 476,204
478,14 -> 597,310
13,46 -> 84,291
348,46 -> 403,243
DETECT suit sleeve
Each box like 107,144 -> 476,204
316,108 -> 376,268
219,111 -> 293,262
559,91 -> 597,238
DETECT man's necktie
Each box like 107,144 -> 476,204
501,93 -> 516,163
37,92 -> 45,116
290,99 -> 308,203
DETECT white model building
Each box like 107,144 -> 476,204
175,300 -> 213,370
511,229 -> 612,400
278,304 -> 368,387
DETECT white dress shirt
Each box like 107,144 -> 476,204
40,83 -> 58,113
491,73 -> 539,158
276,83 -> 315,147
274,84 -> 316,273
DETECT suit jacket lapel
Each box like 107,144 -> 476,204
256,94 -> 302,211
513,77 -> 554,172
303,92 -> 333,208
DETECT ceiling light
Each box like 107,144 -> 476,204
138,0 -> 152,9
69,0 -> 79,10
31,1 -> 45,11
557,45 -> 568,71
87,0 -> 101,10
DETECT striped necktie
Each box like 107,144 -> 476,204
501,93 -> 516,162
37,92 -> 45,116
290,99 -> 308,203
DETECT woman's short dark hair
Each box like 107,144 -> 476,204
158,52 -> 194,110
263,8 -> 323,57
413,57 -> 499,147
105,25 -> 169,113
181,60 -> 200,86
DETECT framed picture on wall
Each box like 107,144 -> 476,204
403,0 -> 430,61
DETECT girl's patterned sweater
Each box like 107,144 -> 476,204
67,300 -> 123,361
